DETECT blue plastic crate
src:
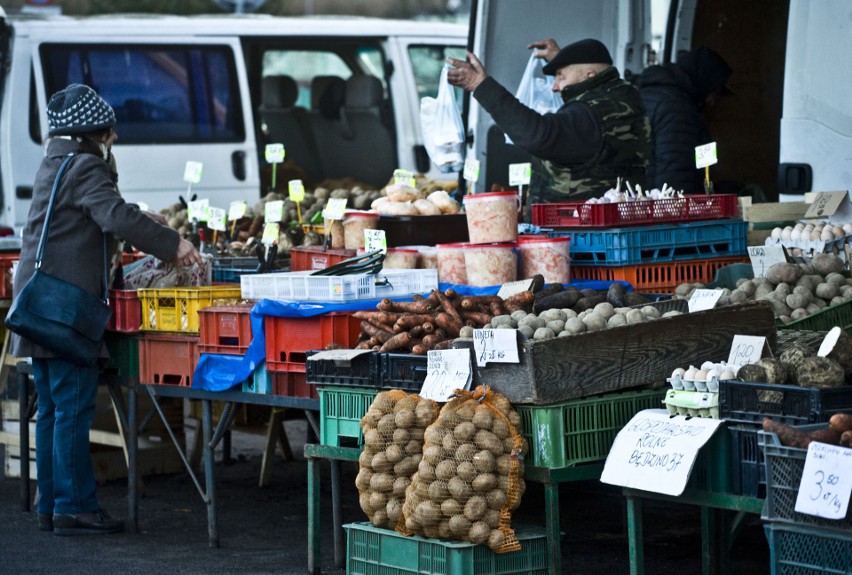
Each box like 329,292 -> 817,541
550,219 -> 748,266
764,523 -> 852,575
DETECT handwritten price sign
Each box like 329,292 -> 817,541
748,245 -> 787,278
687,288 -> 724,312
795,442 -> 852,519
420,349 -> 471,402
727,335 -> 767,367
472,329 -> 519,367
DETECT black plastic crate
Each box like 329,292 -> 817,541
729,424 -> 765,498
379,353 -> 427,392
305,350 -> 379,387
719,380 -> 852,425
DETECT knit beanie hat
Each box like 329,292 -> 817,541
47,84 -> 116,136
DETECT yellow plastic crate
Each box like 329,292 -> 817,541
137,286 -> 242,332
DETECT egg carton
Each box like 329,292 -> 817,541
667,361 -> 738,393
663,389 -> 720,418
764,235 -> 850,263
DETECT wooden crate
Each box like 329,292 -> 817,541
452,301 -> 778,404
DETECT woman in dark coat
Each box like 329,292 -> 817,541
636,47 -> 733,193
10,84 -> 201,535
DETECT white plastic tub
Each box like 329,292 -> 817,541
436,242 -> 468,285
342,211 -> 379,250
517,235 -> 571,283
463,243 -> 518,287
462,191 -> 519,244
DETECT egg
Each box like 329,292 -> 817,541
810,229 -> 822,241
821,228 -> 835,241
794,222 -> 805,230
780,227 -> 793,241
720,369 -> 736,380
843,223 -> 852,234
683,366 -> 697,391
790,228 -> 802,241
833,225 -> 845,239
693,369 -> 709,391
770,227 -> 783,239
700,360 -> 716,371
705,369 -> 720,392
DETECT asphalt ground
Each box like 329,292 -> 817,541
0,413 -> 771,575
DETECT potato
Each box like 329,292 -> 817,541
448,476 -> 472,500
472,449 -> 497,473
468,522 -> 491,545
386,498 -> 403,523
435,459 -> 457,480
484,508 -> 501,529
441,498 -> 462,518
355,468 -> 373,491
448,514 -> 471,536
607,314 -> 627,328
418,461 -> 436,482
816,282 -> 839,300
404,439 -> 422,456
438,519 -> 453,539
486,488 -> 507,510
428,480 -> 450,501
370,472 -> 394,493
415,500 -> 442,526
371,452 -> 392,472
766,262 -> 804,285
363,428 -> 381,448
456,442 -> 477,461
464,495 -> 488,521
487,529 -> 506,549
533,327 -> 556,340
472,473 -> 498,493
626,309 -> 646,325
564,317 -> 586,334
392,428 -> 410,445
593,302 -> 615,319
422,444 -> 443,465
385,444 -> 404,464
377,413 -> 396,434
582,312 -> 607,331
472,405 -> 494,430
394,455 -> 419,477
812,253 -> 845,276
491,417 -> 510,439
474,430 -> 503,455
359,492 -> 373,514
457,460 -> 478,482
393,476 -> 410,498
453,421 -> 477,442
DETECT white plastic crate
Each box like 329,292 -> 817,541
241,268 -> 438,302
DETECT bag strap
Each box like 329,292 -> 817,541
34,152 -> 109,303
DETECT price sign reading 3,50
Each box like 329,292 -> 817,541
795,441 -> 852,520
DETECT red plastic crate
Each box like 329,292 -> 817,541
570,256 -> 749,293
198,304 -> 254,355
289,246 -> 357,272
138,333 -> 199,387
107,289 -> 142,333
0,252 -> 20,299
531,194 -> 738,228
265,312 -> 361,370
271,369 -> 316,399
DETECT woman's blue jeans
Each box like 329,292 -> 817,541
32,358 -> 100,516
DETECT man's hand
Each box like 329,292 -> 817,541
446,51 -> 488,92
528,38 -> 560,61
174,237 -> 203,268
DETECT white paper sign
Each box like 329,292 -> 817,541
600,409 -> 724,496
364,229 -> 387,254
187,198 -> 209,221
794,442 -> 852,520
265,200 -> 285,223
727,335 -> 768,367
748,245 -> 787,278
463,158 -> 481,182
688,289 -> 724,312
322,198 -> 348,221
803,191 -> 852,223
420,349 -> 472,402
183,160 -> 204,184
393,168 -> 416,188
264,143 -> 285,164
496,279 -> 534,300
508,162 -> 531,187
472,329 -> 519,367
228,200 -> 247,221
694,142 -> 718,169
207,206 -> 226,231
288,179 -> 305,202
306,349 -> 374,362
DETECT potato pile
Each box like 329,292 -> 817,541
399,387 -> 528,553
672,254 -> 852,323
357,391 -> 439,530
371,183 -> 461,216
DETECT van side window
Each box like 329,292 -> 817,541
408,45 -> 466,109
40,44 -> 244,144
262,49 -> 353,109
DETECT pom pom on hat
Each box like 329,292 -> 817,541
47,84 -> 116,136
542,39 -> 613,76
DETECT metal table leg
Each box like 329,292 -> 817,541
542,481 -> 561,575
307,455 -> 321,575
128,379 -> 138,533
626,495 -> 645,575
202,399 -> 219,548
331,459 -> 344,569
19,368 -> 30,512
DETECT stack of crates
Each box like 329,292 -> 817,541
533,194 -> 748,293
758,423 -> 852,574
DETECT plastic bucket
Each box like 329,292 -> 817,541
382,248 -> 419,269
342,211 -> 379,250
436,242 -> 468,285
462,191 -> 519,244
517,235 -> 571,283
463,242 -> 518,287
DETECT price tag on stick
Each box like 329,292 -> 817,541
463,158 -> 481,183
508,162 -> 531,187
393,168 -> 416,188
183,161 -> 204,185
261,222 -> 280,245
794,442 -> 852,520
265,200 -> 284,223
187,198 -> 209,222
288,179 -> 305,222
265,143 -> 285,191
207,206 -> 226,232
322,198 -> 348,221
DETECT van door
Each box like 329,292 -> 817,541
468,0 -> 651,193
30,36 -> 258,216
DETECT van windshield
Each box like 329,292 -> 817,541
40,43 -> 245,144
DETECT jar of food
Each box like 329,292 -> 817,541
517,235 -> 570,283
417,246 -> 438,269
462,191 -> 519,244
463,243 -> 518,287
342,211 -> 379,250
436,242 -> 468,285
325,219 -> 345,249
382,248 -> 419,269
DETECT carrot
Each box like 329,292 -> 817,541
503,290 -> 535,313
460,296 -> 502,310
360,320 -> 394,343
807,426 -> 841,446
352,311 -> 381,321
762,417 -> 809,448
444,287 -> 459,300
434,312 -> 462,337
409,325 -> 425,339
489,299 -> 505,316
461,311 -> 492,326
829,413 -> 852,433
421,322 -> 435,335
433,339 -> 452,350
379,331 -> 411,352
376,311 -> 403,326
841,430 -> 852,447
434,289 -> 463,325
390,300 -> 434,314
393,314 -> 437,332
411,344 -> 428,355
421,334 -> 445,350
355,340 -> 372,350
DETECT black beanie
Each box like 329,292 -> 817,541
676,47 -> 733,103
542,39 -> 613,75
47,84 -> 116,137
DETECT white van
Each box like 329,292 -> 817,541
0,11 -> 466,228
466,0 -> 851,203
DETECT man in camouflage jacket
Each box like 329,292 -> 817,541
448,38 -> 650,204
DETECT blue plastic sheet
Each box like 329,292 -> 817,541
191,279 -> 633,391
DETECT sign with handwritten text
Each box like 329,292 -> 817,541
463,158 -> 481,182
795,442 -> 852,520
687,289 -> 724,312
748,245 -> 787,278
694,142 -> 718,169
727,335 -> 768,367
183,160 -> 203,184
472,329 -> 519,367
228,200 -> 247,221
420,349 -> 472,402
206,206 -> 226,231
601,409 -> 724,496
364,229 -> 387,254
508,162 -> 531,187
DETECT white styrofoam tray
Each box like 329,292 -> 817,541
241,268 -> 438,302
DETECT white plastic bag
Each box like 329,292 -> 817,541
505,52 -> 563,144
420,64 -> 465,173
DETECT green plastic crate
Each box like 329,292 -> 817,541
777,298 -> 852,332
514,389 -> 665,468
103,333 -> 140,378
764,523 -> 852,575
344,522 -> 548,575
318,385 -> 377,448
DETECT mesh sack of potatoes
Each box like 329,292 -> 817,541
356,390 -> 440,529
398,386 -> 528,553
